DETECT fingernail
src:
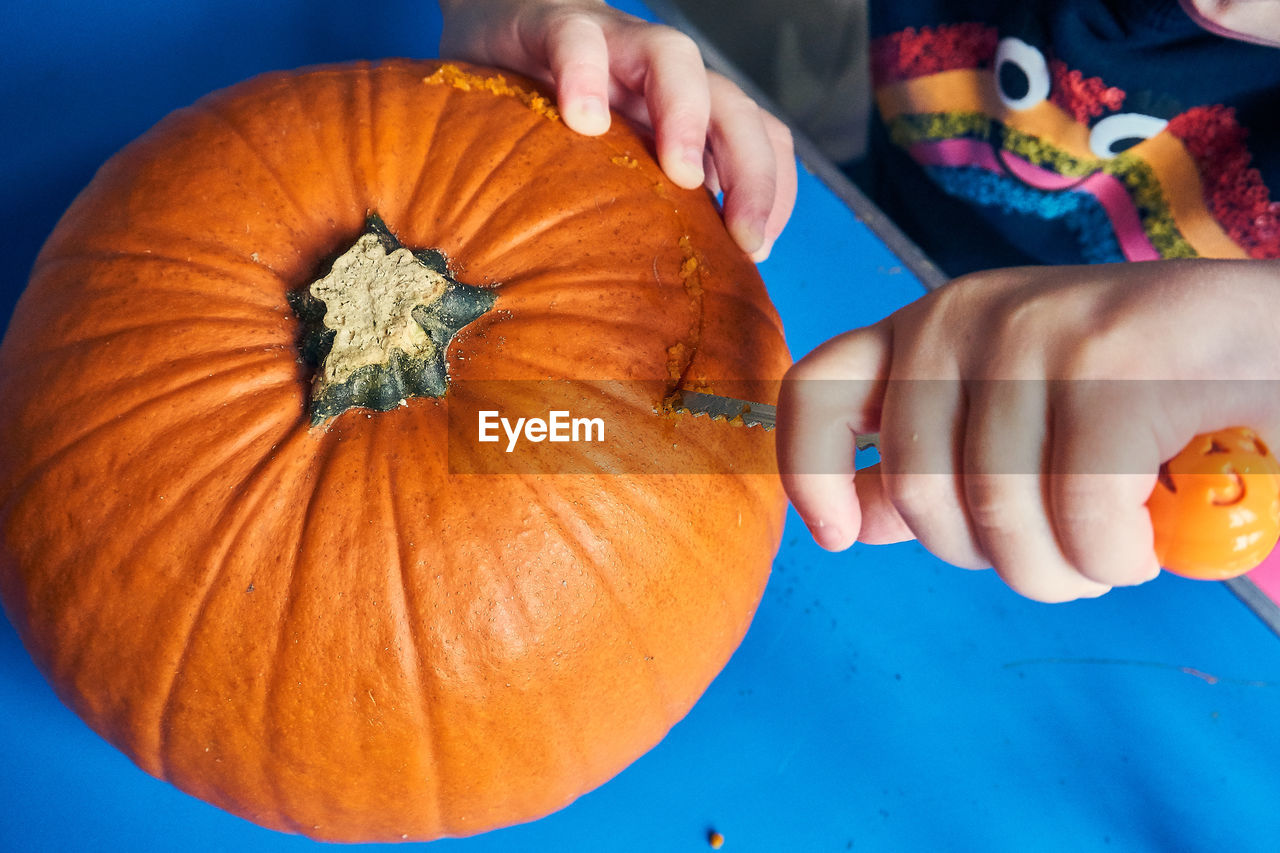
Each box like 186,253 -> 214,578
668,147 -> 704,189
565,97 -> 609,135
811,518 -> 847,551
729,219 -> 766,257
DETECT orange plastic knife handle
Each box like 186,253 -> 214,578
1148,427 -> 1280,580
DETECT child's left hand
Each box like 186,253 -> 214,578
776,259 -> 1280,602
437,0 -> 795,260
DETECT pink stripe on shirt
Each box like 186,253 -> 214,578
908,138 -> 1161,261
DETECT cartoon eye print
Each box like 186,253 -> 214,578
1089,112 -> 1170,158
994,37 -> 1051,110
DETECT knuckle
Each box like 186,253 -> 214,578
1052,478 -> 1119,530
706,79 -> 765,123
546,8 -> 598,33
558,55 -> 609,81
769,117 -> 796,154
662,105 -> 710,135
882,473 -> 954,521
1062,331 -> 1129,379
962,476 -> 1024,532
735,170 -> 779,205
646,26 -> 702,60
716,87 -> 765,121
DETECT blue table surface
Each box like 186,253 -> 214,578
3,2 -> 1280,851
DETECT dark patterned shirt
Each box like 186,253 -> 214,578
855,0 -> 1280,274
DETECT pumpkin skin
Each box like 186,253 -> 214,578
0,60 -> 790,842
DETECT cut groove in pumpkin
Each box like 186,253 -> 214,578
422,64 -> 561,122
290,214 -> 496,425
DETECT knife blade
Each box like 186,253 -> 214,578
668,389 -> 879,450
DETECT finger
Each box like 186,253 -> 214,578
851,463 -> 915,544
706,74 -> 779,258
752,111 -> 797,262
632,27 -> 710,189
703,150 -> 722,197
877,374 -> 989,569
963,379 -> 1113,602
544,13 -> 613,135
1048,382 -> 1162,586
777,327 -> 891,551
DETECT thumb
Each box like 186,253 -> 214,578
777,325 -> 892,550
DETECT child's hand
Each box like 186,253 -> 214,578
777,260 -> 1280,602
438,0 -> 796,260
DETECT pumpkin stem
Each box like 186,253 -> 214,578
290,214 -> 495,425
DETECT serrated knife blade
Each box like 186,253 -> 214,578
668,389 -> 879,449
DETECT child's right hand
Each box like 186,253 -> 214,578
776,258 -> 1280,602
438,0 -> 796,260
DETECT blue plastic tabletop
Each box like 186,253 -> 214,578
3,2 -> 1280,851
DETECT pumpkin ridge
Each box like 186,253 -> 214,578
41,403 -> 307,765
460,302 -> 650,356
32,235 -> 297,302
421,106 -> 557,246
64,351 -> 293,434
574,131 -> 714,395
399,66 -> 460,232
199,99 -> 316,231
469,266 -> 651,292
499,476 -> 644,791
407,80 -> 482,233
349,65 -> 376,215
0,323 -> 291,384
208,68 -> 363,233
466,195 -> 654,273
448,475 -> 596,825
465,307 -> 664,340
698,284 -> 790,333
374,423 -> 445,833
401,111 -> 452,234
362,62 -> 424,227
0,354 -> 298,522
152,423 -> 318,791
258,434 -> 348,834
126,345 -> 293,401
525,480 -> 678,716
30,249 -> 290,302
278,70 -> 362,227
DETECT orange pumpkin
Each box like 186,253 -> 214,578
1149,427 -> 1280,580
0,61 -> 789,842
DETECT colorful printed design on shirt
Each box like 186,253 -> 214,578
871,24 -> 1280,261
